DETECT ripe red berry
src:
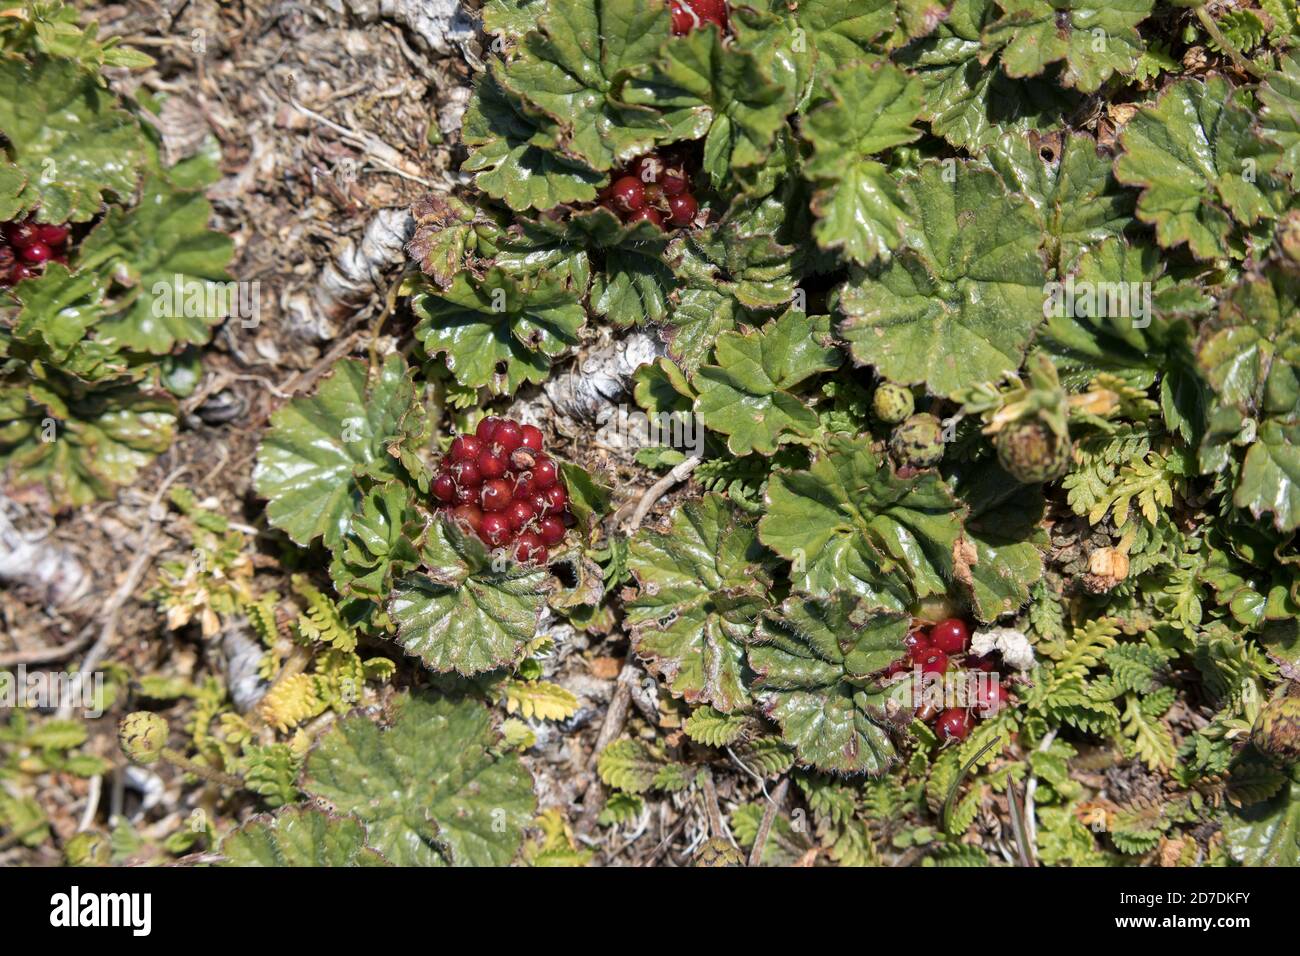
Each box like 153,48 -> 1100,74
627,207 -> 663,228
609,176 -> 646,213
512,472 -> 536,498
480,478 -> 513,512
972,677 -> 1007,716
476,448 -> 507,480
476,416 -> 503,442
451,504 -> 484,532
450,434 -> 482,462
433,474 -> 456,504
19,241 -> 51,264
479,512 -> 512,548
904,630 -> 928,650
452,460 -> 482,487
538,515 -> 566,546
520,423 -> 544,452
493,420 -> 524,454
917,648 -> 948,676
35,223 -> 69,246
669,0 -> 696,35
662,173 -> 688,196
667,192 -> 698,227
688,0 -> 727,28
5,220 -> 39,246
936,708 -> 974,742
9,263 -> 37,282
514,531 -> 547,564
969,654 -> 997,672
506,499 -> 537,532
530,456 -> 558,490
930,618 -> 970,654
541,484 -> 568,516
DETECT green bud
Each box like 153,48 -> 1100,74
1253,693 -> 1300,764
889,413 -> 945,469
65,831 -> 112,867
119,711 -> 168,764
872,382 -> 915,425
995,419 -> 1071,483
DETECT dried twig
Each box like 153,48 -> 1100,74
625,455 -> 703,532
748,777 -> 790,867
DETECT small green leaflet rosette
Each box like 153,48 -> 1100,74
625,493 -> 778,713
410,266 -> 586,397
389,516 -> 549,676
693,310 -> 841,456
749,593 -> 909,774
302,693 -> 536,866
219,808 -> 390,867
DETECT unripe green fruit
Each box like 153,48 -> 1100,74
692,837 -> 745,867
1253,693 -> 1300,764
65,831 -> 112,867
119,711 -> 168,764
889,413 -> 945,469
995,419 -> 1071,483
873,382 -> 914,425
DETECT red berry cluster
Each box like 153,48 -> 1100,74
0,217 -> 70,287
600,152 -> 701,231
432,417 -> 571,564
670,0 -> 727,35
886,617 -> 1013,743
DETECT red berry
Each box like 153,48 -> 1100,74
512,472 -> 536,498
433,474 -> 456,503
627,207 -> 663,228
506,499 -> 537,533
662,174 -> 688,196
476,416 -> 504,442
514,531 -> 547,563
480,478 -> 513,512
667,192 -> 698,227
936,708 -> 974,742
450,434 -> 482,462
904,631 -> 928,650
541,484 -> 568,516
5,221 -> 39,246
972,677 -> 1007,716
538,515 -> 566,546
19,241 -> 51,264
687,0 -> 727,28
452,460 -> 482,487
35,223 -> 69,246
917,649 -> 948,676
969,655 -> 997,672
609,176 -> 646,213
532,456 -> 558,490
451,504 -> 484,532
479,512 -> 512,548
476,449 -> 507,480
930,618 -> 969,654
669,0 -> 696,35
493,420 -> 524,454
520,423 -> 544,452
9,263 -> 37,282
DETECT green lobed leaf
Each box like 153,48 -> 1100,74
749,593 -> 908,774
303,693 -> 536,866
693,310 -> 842,456
1224,777 -> 1300,866
0,56 -> 148,223
801,62 -> 924,265
837,160 -> 1048,395
1114,76 -> 1284,261
219,808 -> 390,867
1260,51 -> 1300,179
389,516 -> 549,675
411,267 -> 586,397
625,493 -> 778,712
252,355 -> 420,549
